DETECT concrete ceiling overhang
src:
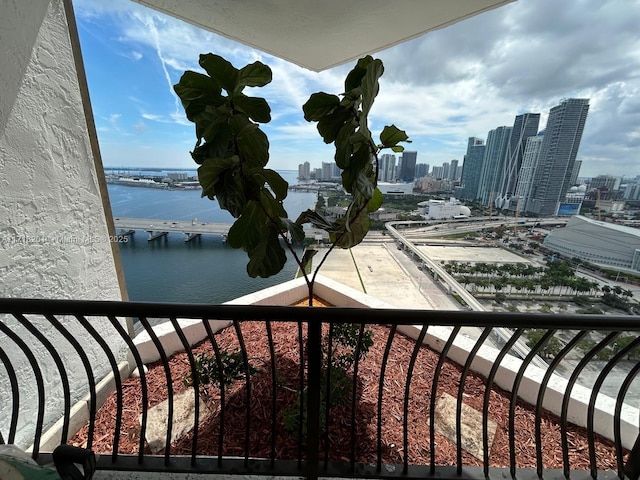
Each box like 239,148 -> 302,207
132,0 -> 514,72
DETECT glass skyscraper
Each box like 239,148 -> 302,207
459,137 -> 485,200
499,113 -> 540,200
525,98 -> 589,216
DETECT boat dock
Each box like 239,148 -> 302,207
113,217 -> 231,242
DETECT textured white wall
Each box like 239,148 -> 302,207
0,0 -> 128,448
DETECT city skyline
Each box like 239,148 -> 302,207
75,0 -> 640,178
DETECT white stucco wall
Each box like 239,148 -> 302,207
0,0 -> 128,448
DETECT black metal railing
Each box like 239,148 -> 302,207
0,297 -> 639,480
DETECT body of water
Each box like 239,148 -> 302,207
109,170 -> 316,304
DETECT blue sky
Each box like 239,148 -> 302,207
73,0 -> 640,179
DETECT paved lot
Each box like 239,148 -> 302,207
416,245 -> 531,264
311,244 -> 460,310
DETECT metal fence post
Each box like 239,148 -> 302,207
306,320 -> 322,480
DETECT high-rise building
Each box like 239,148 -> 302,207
442,162 -> 450,180
514,134 -> 544,211
525,98 -> 590,216
590,174 -> 622,191
333,162 -> 341,179
498,113 -> 540,199
449,159 -> 459,180
399,151 -> 417,182
623,182 -> 640,201
379,154 -> 396,182
477,126 -> 512,205
321,162 -> 333,181
415,163 -> 429,178
459,137 -> 485,200
298,161 -> 311,180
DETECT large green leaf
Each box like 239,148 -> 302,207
235,120 -> 269,168
302,92 -> 340,121
279,217 -> 305,242
256,168 -> 288,201
197,156 -> 239,199
334,123 -> 357,168
174,71 -> 221,101
360,58 -> 383,118
352,170 -> 375,201
174,71 -> 225,123
344,56 -> 373,92
246,230 -> 287,278
215,169 -> 247,217
258,189 -> 287,219
295,210 -> 339,232
330,210 -> 370,249
316,107 -> 351,144
233,95 -> 271,123
227,200 -> 266,249
200,121 -> 233,157
380,124 -> 409,148
367,187 -> 384,212
237,61 -> 272,89
341,146 -> 372,193
199,53 -> 239,94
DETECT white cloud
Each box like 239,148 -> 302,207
132,120 -> 147,133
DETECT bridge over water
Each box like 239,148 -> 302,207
113,217 -> 231,241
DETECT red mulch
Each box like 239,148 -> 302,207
71,316 -> 623,470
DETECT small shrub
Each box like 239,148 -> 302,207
184,349 -> 258,389
283,323 -> 373,436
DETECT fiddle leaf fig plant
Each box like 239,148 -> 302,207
174,53 -> 409,299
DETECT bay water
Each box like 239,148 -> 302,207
108,170 -> 316,304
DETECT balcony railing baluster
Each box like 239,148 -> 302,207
233,320 -> 252,465
349,323 -> 367,469
377,323 -> 397,473
616,362 -> 640,478
561,331 -> 619,478
430,325 -> 460,474
167,315 -> 200,466
403,324 -> 429,475
14,313 -> 72,446
107,313 -> 148,464
137,315 -> 173,465
0,342 -> 21,444
0,318 -> 46,457
534,331 -> 586,478
77,314 -> 126,462
456,327 -> 492,475
265,320 -> 278,465
482,328 -> 524,477
509,329 -> 556,477
204,320 -> 226,467
589,337 -> 640,479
